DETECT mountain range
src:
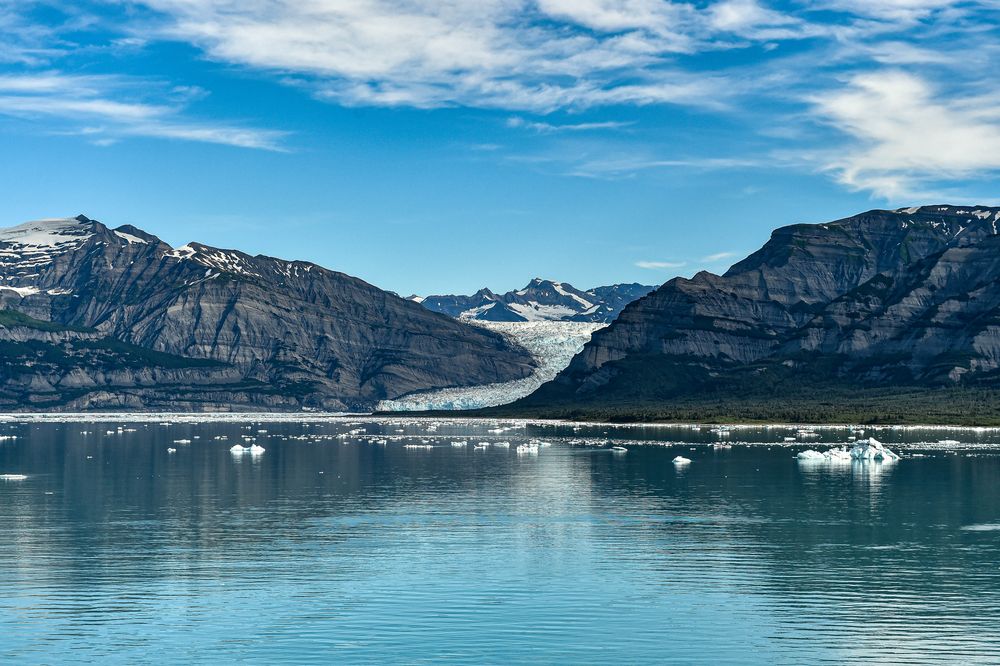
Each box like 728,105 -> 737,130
413,279 -> 655,323
0,216 -> 535,411
498,205 -> 1000,424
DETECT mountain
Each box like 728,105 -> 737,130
0,216 -> 535,411
498,205 -> 1000,424
415,279 -> 656,323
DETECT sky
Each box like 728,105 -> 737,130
1,1 -> 1000,295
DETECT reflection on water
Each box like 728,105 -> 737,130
1,418 -> 1000,664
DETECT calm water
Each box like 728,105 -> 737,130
2,418 -> 1000,664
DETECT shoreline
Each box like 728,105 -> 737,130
0,410 -> 1000,431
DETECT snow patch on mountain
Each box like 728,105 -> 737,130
113,230 -> 148,244
0,218 -> 93,249
377,320 -> 603,411
415,279 -> 656,323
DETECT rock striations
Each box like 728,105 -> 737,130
0,215 -> 535,411
513,205 -> 1000,419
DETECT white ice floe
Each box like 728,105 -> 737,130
230,444 -> 248,454
672,456 -> 691,465
167,448 -> 177,453
797,450 -> 826,460
850,438 -> 900,461
249,444 -> 266,454
798,439 -> 897,463
0,473 -> 27,480
611,446 -> 628,453
797,447 -> 853,462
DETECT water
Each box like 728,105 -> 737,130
2,417 -> 1000,664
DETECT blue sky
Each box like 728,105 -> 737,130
2,1 -> 1000,295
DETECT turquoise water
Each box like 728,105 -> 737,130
2,418 -> 1000,664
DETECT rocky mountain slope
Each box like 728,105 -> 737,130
504,205 -> 1000,422
0,216 -> 535,411
414,279 -> 655,323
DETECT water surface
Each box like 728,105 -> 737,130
2,418 -> 1000,664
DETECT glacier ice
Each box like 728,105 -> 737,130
377,321 -> 604,411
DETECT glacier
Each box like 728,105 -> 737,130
377,321 -> 604,411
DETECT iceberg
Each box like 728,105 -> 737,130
849,438 -> 900,461
672,456 -> 691,465
0,473 -> 27,481
797,450 -> 825,460
798,447 -> 853,462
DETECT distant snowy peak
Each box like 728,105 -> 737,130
0,215 -> 101,283
0,215 -> 329,290
415,279 -> 656,323
0,215 -> 96,249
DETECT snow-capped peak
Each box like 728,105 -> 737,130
419,279 -> 656,323
0,216 -> 98,280
0,216 -> 95,249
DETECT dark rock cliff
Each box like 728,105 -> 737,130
516,205 -> 1000,410
0,216 -> 535,410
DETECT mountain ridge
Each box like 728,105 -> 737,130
414,278 -> 656,323
495,204 -> 1000,423
0,215 -> 536,411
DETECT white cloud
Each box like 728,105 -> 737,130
636,260 -> 686,269
129,0 -> 814,111
0,72 -> 286,151
506,116 -> 634,132
702,251 -> 738,261
816,0 -> 961,22
708,0 -> 809,40
811,70 -> 1000,198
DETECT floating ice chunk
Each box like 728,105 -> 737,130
516,443 -> 538,454
825,447 -> 853,462
167,448 -> 177,454
230,444 -> 248,454
797,450 -> 825,460
249,444 -> 265,454
672,456 -> 691,465
0,473 -> 27,480
611,446 -> 628,453
850,438 -> 900,461
938,439 -> 960,445
173,439 -> 192,444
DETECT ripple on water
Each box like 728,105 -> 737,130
1,419 -> 1000,663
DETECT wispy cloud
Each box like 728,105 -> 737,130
6,0 -> 1000,197
506,116 -> 634,133
636,260 -> 686,270
0,72 -> 287,151
701,251 -> 738,262
126,0 -> 813,112
810,70 -> 1000,198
